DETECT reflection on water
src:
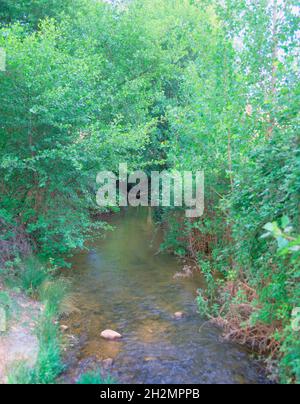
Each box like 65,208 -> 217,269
64,208 -> 266,384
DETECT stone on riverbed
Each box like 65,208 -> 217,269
101,330 -> 122,340
174,312 -> 184,319
102,358 -> 114,368
144,356 -> 157,362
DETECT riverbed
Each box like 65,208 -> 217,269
63,208 -> 267,384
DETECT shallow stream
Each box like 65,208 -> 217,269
64,208 -> 266,384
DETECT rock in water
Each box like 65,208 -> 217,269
174,312 -> 184,319
144,356 -> 157,362
102,358 -> 114,368
101,330 -> 122,340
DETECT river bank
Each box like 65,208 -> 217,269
0,283 -> 42,383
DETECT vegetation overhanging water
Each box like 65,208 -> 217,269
0,0 -> 299,385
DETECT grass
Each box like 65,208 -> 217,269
0,290 -> 12,321
17,256 -> 50,295
38,278 -> 71,316
77,370 -> 116,385
7,257 -> 70,384
8,308 -> 64,384
7,362 -> 35,384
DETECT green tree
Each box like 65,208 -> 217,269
0,0 -> 85,27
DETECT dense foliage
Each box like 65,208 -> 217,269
0,0 -> 299,384
0,0 -> 84,26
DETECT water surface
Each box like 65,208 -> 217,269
64,208 -> 266,384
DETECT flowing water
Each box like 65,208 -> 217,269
63,208 -> 267,384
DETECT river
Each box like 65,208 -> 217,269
62,208 -> 267,384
